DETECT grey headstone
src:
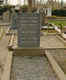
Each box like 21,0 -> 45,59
17,13 -> 40,48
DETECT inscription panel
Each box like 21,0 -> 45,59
17,13 -> 40,48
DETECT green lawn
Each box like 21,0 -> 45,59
48,20 -> 66,27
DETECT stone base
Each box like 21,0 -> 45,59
13,48 -> 44,56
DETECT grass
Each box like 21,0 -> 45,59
41,30 -> 57,33
48,20 -> 66,27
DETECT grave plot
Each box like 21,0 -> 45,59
0,25 -> 12,80
48,49 -> 66,74
40,33 -> 65,49
10,56 -> 59,80
10,13 -> 59,80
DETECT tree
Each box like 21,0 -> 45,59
61,0 -> 64,8
24,0 -> 26,5
33,0 -> 35,7
28,0 -> 32,11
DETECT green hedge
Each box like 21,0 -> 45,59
0,5 -> 13,15
0,7 -> 5,15
52,9 -> 66,16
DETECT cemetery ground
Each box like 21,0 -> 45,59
0,30 -> 59,80
0,24 -> 66,80
0,2 -> 66,80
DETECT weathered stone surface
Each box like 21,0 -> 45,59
3,11 -> 10,22
11,56 -> 58,80
48,49 -> 66,74
17,13 -> 40,48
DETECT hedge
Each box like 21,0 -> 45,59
0,5 -> 13,15
52,9 -> 66,16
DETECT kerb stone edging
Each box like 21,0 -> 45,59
45,50 -> 66,80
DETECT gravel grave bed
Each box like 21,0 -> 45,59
40,35 -> 65,49
48,49 -> 66,74
10,56 -> 58,80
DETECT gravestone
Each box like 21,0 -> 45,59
16,13 -> 40,48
